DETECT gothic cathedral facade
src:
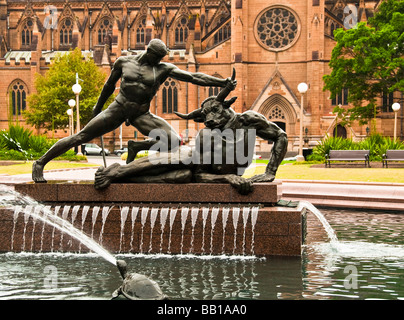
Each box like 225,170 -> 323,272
0,0 -> 396,155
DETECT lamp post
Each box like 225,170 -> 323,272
297,82 -> 308,161
392,102 -> 401,141
72,73 -> 82,155
68,99 -> 75,136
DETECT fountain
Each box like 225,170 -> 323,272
2,181 -> 306,257
0,65 -> 333,300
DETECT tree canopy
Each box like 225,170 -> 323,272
24,48 -> 113,130
323,0 -> 404,125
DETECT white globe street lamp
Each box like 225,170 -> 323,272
392,102 -> 401,141
297,82 -> 308,161
68,99 -> 75,135
72,73 -> 83,155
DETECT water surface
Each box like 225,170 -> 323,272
0,208 -> 403,300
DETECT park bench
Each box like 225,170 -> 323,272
382,150 -> 404,168
325,150 -> 370,168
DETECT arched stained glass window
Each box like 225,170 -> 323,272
60,18 -> 73,46
10,80 -> 27,116
175,17 -> 189,45
162,78 -> 178,114
21,19 -> 33,47
136,18 -> 146,45
98,18 -> 112,44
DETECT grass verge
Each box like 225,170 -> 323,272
244,162 -> 404,183
0,161 -> 99,176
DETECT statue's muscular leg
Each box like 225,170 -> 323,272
126,112 -> 181,164
32,102 -> 125,183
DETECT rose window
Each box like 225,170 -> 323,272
255,7 -> 300,51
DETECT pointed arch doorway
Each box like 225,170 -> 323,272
258,94 -> 297,137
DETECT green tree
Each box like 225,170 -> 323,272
24,48 -> 113,130
323,0 -> 404,126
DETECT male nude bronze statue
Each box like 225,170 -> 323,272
32,39 -> 236,182
94,72 -> 288,195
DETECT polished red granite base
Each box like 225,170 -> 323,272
14,182 -> 282,204
0,182 -> 306,256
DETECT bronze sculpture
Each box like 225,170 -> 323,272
94,70 -> 288,194
32,39 -> 236,183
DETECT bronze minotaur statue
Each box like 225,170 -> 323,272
94,70 -> 288,194
32,39 -> 236,183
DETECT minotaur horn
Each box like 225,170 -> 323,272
216,68 -> 236,103
174,109 -> 205,123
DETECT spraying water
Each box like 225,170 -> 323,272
298,201 -> 338,244
232,207 -> 240,254
148,207 -> 159,253
201,207 -> 209,253
130,207 -> 139,252
210,207 -> 220,254
221,207 -> 230,254
180,207 -> 189,254
250,206 -> 259,255
119,206 -> 129,253
139,207 -> 150,253
189,207 -> 199,253
0,185 -> 117,266
241,207 -> 250,255
78,205 -> 90,253
159,207 -> 169,253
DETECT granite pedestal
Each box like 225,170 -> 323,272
0,182 -> 306,256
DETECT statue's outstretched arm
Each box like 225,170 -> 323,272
168,65 -> 231,88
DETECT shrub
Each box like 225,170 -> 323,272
0,124 -> 85,161
310,134 -> 404,161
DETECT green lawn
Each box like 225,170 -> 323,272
244,162 -> 404,183
1,160 -> 404,184
0,161 -> 98,175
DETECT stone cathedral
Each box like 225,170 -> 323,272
0,0 -> 396,155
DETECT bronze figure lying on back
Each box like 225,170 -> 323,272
94,69 -> 288,195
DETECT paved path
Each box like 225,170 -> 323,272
1,160 -> 403,212
281,179 -> 404,212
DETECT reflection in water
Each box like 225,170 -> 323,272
0,208 -> 403,300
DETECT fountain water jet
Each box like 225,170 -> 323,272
201,207 -> 209,254
139,207 -> 149,253
242,207 -> 250,255
130,207 -> 139,252
210,207 -> 220,254
298,201 -> 338,244
189,207 -> 199,253
180,207 -> 189,254
221,207 -> 230,254
148,207 -> 159,253
0,186 -> 117,266
78,205 -> 90,253
119,206 -> 129,253
159,207 -> 169,253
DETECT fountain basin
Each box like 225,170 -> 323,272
0,182 -> 306,256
